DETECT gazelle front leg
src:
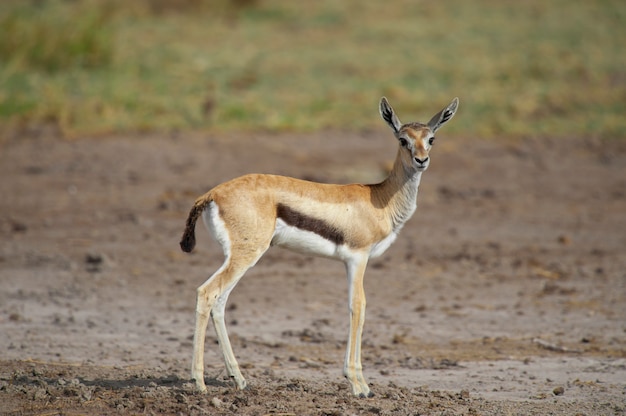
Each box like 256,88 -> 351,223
343,254 -> 373,398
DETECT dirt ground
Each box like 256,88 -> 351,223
1,130 -> 625,415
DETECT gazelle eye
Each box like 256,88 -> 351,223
428,136 -> 435,146
399,138 -> 409,148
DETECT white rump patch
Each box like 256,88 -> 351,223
202,201 -> 231,259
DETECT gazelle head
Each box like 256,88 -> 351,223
379,97 -> 459,172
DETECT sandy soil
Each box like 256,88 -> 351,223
1,130 -> 625,415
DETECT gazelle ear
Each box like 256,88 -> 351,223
379,97 -> 403,133
427,97 -> 459,132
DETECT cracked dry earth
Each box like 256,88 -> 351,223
1,131 -> 625,415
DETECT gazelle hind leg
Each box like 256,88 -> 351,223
192,257 -> 252,391
209,261 -> 251,389
191,259 -> 228,391
192,202 -> 273,392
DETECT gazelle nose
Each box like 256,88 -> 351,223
414,157 -> 429,165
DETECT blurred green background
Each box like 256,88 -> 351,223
1,0 -> 624,139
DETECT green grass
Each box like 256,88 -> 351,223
1,0 -> 625,139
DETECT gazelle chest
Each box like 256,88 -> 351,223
369,231 -> 398,258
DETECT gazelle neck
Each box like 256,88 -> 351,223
372,148 -> 423,232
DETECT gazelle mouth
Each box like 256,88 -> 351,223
414,159 -> 429,170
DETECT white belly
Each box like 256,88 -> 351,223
271,218 -> 351,260
271,219 -> 398,261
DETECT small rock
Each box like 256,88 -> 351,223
557,235 -> 571,245
33,388 -> 48,400
414,304 -> 427,313
8,312 -> 23,322
85,253 -> 106,272
553,386 -> 565,396
13,221 -> 27,233
81,389 -> 93,401
181,382 -> 195,390
211,397 -> 223,408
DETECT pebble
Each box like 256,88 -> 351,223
211,397 -> 223,408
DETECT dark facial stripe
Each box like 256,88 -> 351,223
276,203 -> 345,245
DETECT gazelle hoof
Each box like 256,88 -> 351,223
232,376 -> 247,390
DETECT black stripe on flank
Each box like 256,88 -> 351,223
276,203 -> 345,245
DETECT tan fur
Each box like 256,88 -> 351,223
182,158 -> 419,254
180,96 -> 458,398
405,127 -> 430,161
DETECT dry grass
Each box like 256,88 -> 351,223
1,0 -> 624,138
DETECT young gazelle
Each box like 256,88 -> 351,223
180,96 -> 459,397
